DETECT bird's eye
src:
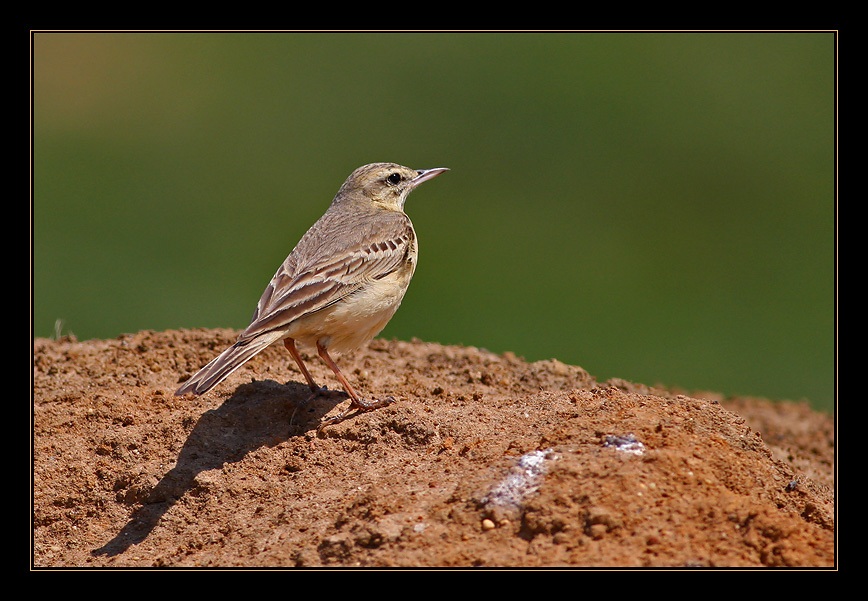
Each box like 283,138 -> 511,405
387,173 -> 402,185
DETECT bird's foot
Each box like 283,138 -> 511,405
351,395 -> 396,411
317,396 -> 396,433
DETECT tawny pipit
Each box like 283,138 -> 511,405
175,162 -> 448,427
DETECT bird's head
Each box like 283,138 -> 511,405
337,162 -> 449,211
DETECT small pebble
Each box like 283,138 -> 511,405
481,519 -> 496,531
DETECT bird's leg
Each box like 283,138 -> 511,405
316,342 -> 394,429
283,338 -> 323,395
286,338 -> 342,429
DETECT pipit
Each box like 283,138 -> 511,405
175,162 -> 448,428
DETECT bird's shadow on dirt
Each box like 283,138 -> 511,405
91,380 -> 346,558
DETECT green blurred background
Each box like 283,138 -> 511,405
32,32 -> 835,412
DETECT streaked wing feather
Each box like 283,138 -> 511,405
238,217 -> 413,343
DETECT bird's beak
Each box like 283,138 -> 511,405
411,167 -> 449,188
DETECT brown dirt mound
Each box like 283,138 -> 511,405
32,328 -> 835,568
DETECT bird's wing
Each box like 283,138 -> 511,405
237,211 -> 414,343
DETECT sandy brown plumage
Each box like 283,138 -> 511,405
175,162 -> 448,427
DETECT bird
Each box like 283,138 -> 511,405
175,162 -> 448,428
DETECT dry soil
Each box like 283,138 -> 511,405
32,328 -> 836,568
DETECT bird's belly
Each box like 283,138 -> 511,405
288,267 -> 414,354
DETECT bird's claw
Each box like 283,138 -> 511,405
316,396 -> 396,433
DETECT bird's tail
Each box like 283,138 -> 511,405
175,331 -> 284,396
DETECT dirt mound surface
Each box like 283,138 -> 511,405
32,329 -> 835,567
